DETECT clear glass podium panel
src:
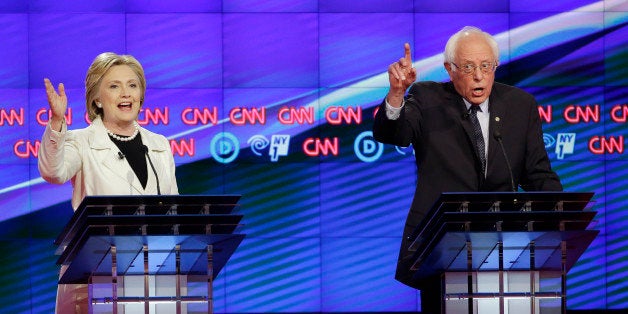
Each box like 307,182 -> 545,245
444,271 -> 562,314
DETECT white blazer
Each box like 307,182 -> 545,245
38,116 -> 179,210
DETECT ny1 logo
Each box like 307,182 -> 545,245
247,134 -> 291,162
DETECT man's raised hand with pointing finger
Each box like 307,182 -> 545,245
386,43 -> 416,108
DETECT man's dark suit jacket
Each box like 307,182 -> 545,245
373,81 -> 563,289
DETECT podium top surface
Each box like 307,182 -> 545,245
55,195 -> 246,284
74,194 -> 242,209
412,192 -> 595,239
56,195 -> 242,244
407,192 -> 598,279
433,191 -> 594,209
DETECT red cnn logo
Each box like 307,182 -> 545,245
0,108 -> 24,126
181,107 -> 218,125
303,137 -> 339,156
36,108 -> 72,126
564,105 -> 599,123
138,107 -> 170,125
230,107 -> 266,125
610,104 -> 628,123
14,139 -> 40,158
589,136 -> 624,154
538,105 -> 552,123
170,138 -> 195,157
278,106 -> 314,125
325,106 -> 362,125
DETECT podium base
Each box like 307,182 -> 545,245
89,275 -> 212,314
444,271 -> 563,314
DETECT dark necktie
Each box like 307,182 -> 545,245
469,105 -> 486,175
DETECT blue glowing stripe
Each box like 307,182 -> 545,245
225,237 -> 322,312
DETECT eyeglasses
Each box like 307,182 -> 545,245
451,62 -> 497,75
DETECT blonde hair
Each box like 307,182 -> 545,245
85,52 -> 146,121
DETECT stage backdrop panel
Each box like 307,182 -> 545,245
0,0 -> 625,313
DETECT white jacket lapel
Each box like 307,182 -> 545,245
89,118 -> 146,194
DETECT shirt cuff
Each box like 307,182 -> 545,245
46,118 -> 66,142
385,100 -> 404,120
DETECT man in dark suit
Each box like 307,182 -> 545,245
373,26 -> 563,313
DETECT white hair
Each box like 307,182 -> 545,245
444,26 -> 499,65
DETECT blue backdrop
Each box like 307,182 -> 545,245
0,0 -> 626,312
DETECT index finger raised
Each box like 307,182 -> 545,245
404,43 -> 412,63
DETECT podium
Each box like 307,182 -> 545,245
54,195 -> 245,314
408,192 -> 598,314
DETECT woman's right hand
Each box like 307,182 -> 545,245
44,78 -> 67,131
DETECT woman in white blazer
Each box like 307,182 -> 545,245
38,52 -> 179,313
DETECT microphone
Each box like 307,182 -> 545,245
493,130 -> 516,192
118,151 -> 125,159
143,145 -> 161,195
